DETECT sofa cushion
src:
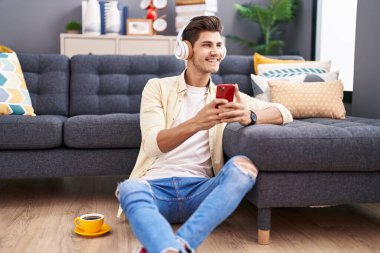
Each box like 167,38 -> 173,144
69,55 -> 185,116
223,116 -> 380,172
0,115 -> 66,149
64,113 -> 141,148
17,53 -> 70,116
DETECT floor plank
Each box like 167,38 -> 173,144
0,176 -> 379,253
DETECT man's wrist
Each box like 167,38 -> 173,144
186,117 -> 200,133
246,110 -> 257,126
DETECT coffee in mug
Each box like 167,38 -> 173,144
83,216 -> 102,220
74,213 -> 104,233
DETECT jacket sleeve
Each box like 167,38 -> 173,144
239,91 -> 293,124
139,79 -> 165,157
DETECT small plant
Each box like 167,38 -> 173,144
227,0 -> 298,55
65,21 -> 82,33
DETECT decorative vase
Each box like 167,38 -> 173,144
105,1 -> 121,35
84,0 -> 101,35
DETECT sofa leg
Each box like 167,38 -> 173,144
257,207 -> 271,245
258,229 -> 271,245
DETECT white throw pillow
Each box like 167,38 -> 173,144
251,71 -> 339,102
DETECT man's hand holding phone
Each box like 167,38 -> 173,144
191,84 -> 252,130
217,84 -> 251,126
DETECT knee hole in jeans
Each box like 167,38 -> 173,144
233,157 -> 258,178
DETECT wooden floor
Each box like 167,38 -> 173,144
0,176 -> 379,253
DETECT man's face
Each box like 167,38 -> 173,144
190,31 -> 224,74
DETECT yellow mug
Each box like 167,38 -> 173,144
74,213 -> 104,233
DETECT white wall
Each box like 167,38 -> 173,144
316,0 -> 357,91
0,0 -> 313,57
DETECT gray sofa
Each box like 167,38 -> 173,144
1,53 -> 379,244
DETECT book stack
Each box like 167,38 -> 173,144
175,0 -> 218,32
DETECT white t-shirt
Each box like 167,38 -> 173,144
142,85 -> 212,180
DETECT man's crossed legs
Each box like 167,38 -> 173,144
116,156 -> 258,253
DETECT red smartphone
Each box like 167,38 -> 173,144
216,84 -> 235,102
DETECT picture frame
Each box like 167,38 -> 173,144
127,19 -> 153,36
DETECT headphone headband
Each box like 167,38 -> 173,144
176,24 -> 187,44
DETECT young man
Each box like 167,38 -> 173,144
116,16 -> 293,253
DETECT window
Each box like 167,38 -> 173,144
316,0 -> 357,91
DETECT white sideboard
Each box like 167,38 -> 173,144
60,34 -> 177,57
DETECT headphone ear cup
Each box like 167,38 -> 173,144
175,41 -> 186,60
183,40 -> 193,60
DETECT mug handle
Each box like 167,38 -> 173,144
74,217 -> 84,230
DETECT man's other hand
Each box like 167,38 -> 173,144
190,98 -> 228,131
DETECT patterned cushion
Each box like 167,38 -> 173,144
0,52 -> 35,116
251,71 -> 339,101
258,61 -> 331,78
269,80 -> 346,119
253,52 -> 304,74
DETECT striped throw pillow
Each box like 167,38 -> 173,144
258,61 -> 331,78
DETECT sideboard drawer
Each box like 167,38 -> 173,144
60,34 -> 177,57
63,38 -> 117,57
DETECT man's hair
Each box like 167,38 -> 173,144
182,16 -> 223,47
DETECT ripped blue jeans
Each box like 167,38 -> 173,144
116,156 -> 257,253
